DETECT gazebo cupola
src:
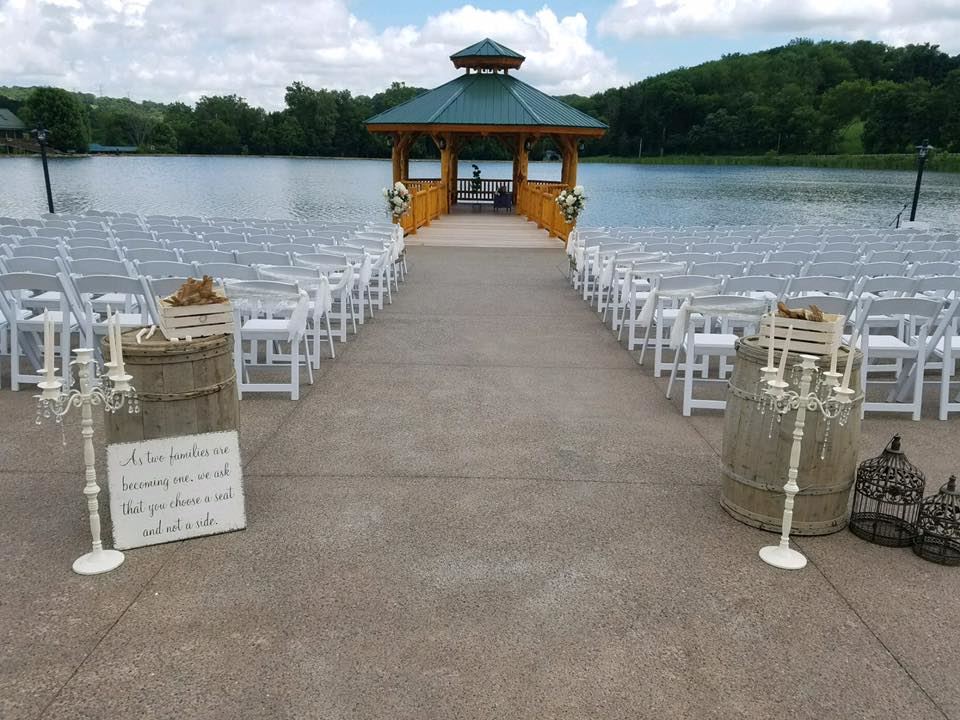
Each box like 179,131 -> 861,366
365,39 -> 607,239
450,38 -> 525,73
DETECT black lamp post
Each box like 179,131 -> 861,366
32,123 -> 55,214
909,139 -> 933,223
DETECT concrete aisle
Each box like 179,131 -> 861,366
1,247 -> 957,720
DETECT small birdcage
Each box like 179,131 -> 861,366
849,434 -> 926,547
913,475 -> 960,566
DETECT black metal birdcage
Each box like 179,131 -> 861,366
849,434 -> 926,547
913,475 -> 960,566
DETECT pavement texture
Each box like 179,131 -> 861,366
2,246 -> 959,720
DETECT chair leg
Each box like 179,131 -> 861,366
325,315 -> 335,359
10,323 -> 19,391
233,331 -> 243,400
683,339 -> 695,417
304,337 -> 314,386
290,338 -> 300,401
912,355 -> 924,421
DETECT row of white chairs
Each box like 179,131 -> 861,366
567,226 -> 960,420
0,216 -> 409,400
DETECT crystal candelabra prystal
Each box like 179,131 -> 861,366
35,347 -> 139,575
755,353 -> 854,570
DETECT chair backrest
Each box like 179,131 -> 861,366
786,275 -> 854,296
236,250 -> 292,266
768,251 -> 812,263
749,261 -> 801,277
655,274 -> 723,296
858,275 -> 917,296
218,241 -> 264,252
854,297 -> 943,336
116,238 -> 167,252
293,252 -> 353,267
258,234 -> 294,244
0,270 -> 70,295
112,230 -> 153,241
915,275 -> 960,297
73,273 -> 147,300
723,275 -> 787,297
195,263 -> 260,281
17,236 -> 63,248
266,242 -> 317,255
135,260 -> 197,278
73,221 -> 106,231
33,227 -> 72,239
816,250 -> 861,263
68,236 -> 114,249
858,261 -> 907,278
203,231 -> 246,244
725,251 -> 766,264
165,239 -> 212,253
65,246 -> 121,261
1,255 -> 62,274
911,261 -> 958,278
67,257 -> 132,277
152,231 -> 198,245
124,247 -> 180,263
0,225 -> 31,238
869,250 -> 911,263
18,218 -> 44,228
740,242 -> 778,254
908,250 -> 946,264
782,294 -> 854,318
690,261 -> 745,278
179,249 -> 236,265
803,261 -> 859,278
6,244 -> 62,259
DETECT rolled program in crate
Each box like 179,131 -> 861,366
720,336 -> 864,535
102,330 -> 239,443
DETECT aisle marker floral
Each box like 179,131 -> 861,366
556,185 -> 585,224
383,181 -> 412,217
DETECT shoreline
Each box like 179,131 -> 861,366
5,151 -> 959,173
581,153 -> 960,173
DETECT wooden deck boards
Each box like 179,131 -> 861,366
405,211 -> 561,248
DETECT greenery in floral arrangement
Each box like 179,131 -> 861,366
471,164 -> 482,192
383,181 -> 411,217
555,186 -> 586,224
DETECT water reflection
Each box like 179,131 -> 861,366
1,155 -> 958,229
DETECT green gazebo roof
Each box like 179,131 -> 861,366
365,72 -> 606,133
450,38 -> 524,61
0,109 -> 26,131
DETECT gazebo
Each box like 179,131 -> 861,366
365,39 -> 607,239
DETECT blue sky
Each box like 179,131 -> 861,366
0,1 -> 955,108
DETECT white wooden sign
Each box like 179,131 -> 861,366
107,430 -> 246,550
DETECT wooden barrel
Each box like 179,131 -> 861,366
720,336 -> 863,536
103,330 -> 239,443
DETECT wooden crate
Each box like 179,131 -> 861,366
157,297 -> 235,340
757,312 -> 844,356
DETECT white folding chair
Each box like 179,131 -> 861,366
224,280 -> 313,400
0,272 -> 77,390
849,297 -> 944,420
665,294 -> 767,416
70,275 -> 152,351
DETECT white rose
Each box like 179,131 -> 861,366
574,186 -> 584,195
566,195 -> 576,206
392,197 -> 403,206
395,181 -> 405,190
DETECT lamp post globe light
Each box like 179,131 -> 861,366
32,123 -> 55,214
909,139 -> 933,223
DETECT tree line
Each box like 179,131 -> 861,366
2,39 -> 958,159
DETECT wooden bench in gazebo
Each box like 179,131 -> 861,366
365,38 -> 607,240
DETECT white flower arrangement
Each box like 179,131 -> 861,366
383,181 -> 412,217
555,185 -> 586,224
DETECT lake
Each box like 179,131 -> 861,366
2,156 -> 959,229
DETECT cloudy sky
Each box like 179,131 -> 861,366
1,0 -> 958,109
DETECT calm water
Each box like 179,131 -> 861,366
2,156 -> 959,229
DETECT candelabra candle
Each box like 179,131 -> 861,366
33,347 -> 139,575
755,354 -> 854,570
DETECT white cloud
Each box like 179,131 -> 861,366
598,0 -> 960,53
0,1 -> 624,108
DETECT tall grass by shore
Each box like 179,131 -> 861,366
583,153 -> 960,172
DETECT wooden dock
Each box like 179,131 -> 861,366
404,209 -> 562,249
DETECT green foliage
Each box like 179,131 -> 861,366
20,87 -> 90,152
2,40 -> 959,165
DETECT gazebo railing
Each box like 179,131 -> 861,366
516,180 -> 570,241
456,178 -> 513,203
397,180 -> 444,235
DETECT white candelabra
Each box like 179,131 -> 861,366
754,319 -> 857,570
34,308 -> 139,575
